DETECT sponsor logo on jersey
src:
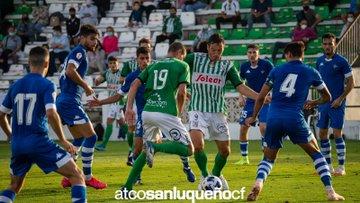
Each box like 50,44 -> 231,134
76,52 -> 82,59
193,73 -> 224,86
169,128 -> 181,141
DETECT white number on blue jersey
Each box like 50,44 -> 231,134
14,93 -> 37,125
153,69 -> 168,90
280,74 -> 298,97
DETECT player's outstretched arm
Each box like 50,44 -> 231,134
0,111 -> 12,142
304,86 -> 331,109
331,75 -> 354,108
245,84 -> 271,127
88,93 -> 123,107
66,64 -> 94,96
177,83 -> 187,115
125,79 -> 141,126
237,84 -> 258,101
46,108 -> 77,155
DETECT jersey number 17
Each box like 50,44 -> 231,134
14,93 -> 37,125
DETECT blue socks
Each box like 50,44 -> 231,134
82,135 -> 97,180
0,189 -> 15,203
71,185 -> 87,203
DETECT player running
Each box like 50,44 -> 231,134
94,56 -> 127,152
0,46 -> 86,203
184,33 -> 259,190
235,44 -> 274,165
245,42 -> 344,201
316,33 -> 354,176
56,24 -> 107,189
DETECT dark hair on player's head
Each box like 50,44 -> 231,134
108,56 -> 118,62
29,46 -> 49,68
322,33 -> 336,41
69,7 -> 76,12
168,41 -> 186,54
284,41 -> 305,58
170,6 -> 177,12
208,33 -> 225,45
79,24 -> 99,37
139,38 -> 151,46
136,46 -> 150,57
247,44 -> 259,50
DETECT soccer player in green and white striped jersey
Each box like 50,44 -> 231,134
94,56 -> 128,152
184,33 -> 259,190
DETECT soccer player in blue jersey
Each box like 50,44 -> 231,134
245,42 -> 344,201
56,24 -> 107,189
316,33 -> 354,176
235,44 -> 274,165
0,47 -> 87,203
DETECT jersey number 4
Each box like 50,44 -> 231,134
14,93 -> 37,125
280,74 -> 298,97
153,70 -> 168,90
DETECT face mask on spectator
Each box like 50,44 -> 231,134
54,32 -> 61,36
347,17 -> 354,22
9,32 -> 15,36
107,32 -> 114,36
70,14 -> 76,18
301,24 -> 307,30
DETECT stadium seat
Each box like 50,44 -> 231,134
115,17 -> 128,28
240,0 -> 252,8
64,3 -> 79,12
180,12 -> 195,27
152,31 -> 162,42
315,6 -> 330,20
305,39 -> 322,55
0,81 -> 10,89
121,47 -> 137,58
288,0 -> 302,6
188,33 -> 197,40
274,8 -> 294,24
233,44 -> 248,55
247,28 -> 264,39
258,43 -> 273,54
4,64 -> 24,76
99,17 -> 115,27
112,2 -> 127,11
148,12 -> 163,27
155,43 -> 169,59
24,44 -> 38,56
47,76 -> 59,88
219,29 -> 230,40
279,26 -> 293,38
119,31 -> 134,43
49,3 -> 64,15
264,27 -> 281,38
208,18 -> 216,25
273,0 -> 288,7
231,28 -> 246,39
223,45 -> 233,56
214,1 -> 222,9
136,28 -> 151,42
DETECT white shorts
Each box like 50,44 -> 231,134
107,104 -> 124,120
142,111 -> 192,145
188,111 -> 230,141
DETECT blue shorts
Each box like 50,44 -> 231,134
317,103 -> 345,129
264,117 -> 314,149
239,103 -> 269,125
135,115 -> 143,138
56,98 -> 90,126
10,135 -> 71,177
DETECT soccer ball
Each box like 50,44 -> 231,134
201,175 -> 223,191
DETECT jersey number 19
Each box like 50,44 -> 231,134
14,93 -> 37,125
153,70 -> 168,90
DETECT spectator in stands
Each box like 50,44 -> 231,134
88,40 -> 105,74
350,0 -> 359,14
215,0 -> 246,30
271,19 -> 317,63
296,2 -> 322,29
140,0 -> 157,22
17,14 -> 36,50
32,3 -> 49,36
66,7 -> 81,47
157,0 -> 173,9
313,0 -> 340,13
35,0 -> 47,6
182,0 -> 214,12
339,12 -> 355,37
49,26 -> 70,76
193,22 -> 216,52
0,25 -> 21,73
102,26 -> 119,57
78,0 -> 98,26
247,0 -> 272,31
128,1 -> 144,27
94,0 -> 110,17
155,6 -> 182,44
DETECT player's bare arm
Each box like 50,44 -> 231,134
65,63 -> 94,96
0,110 -> 12,142
331,75 -> 354,108
94,75 -> 105,86
304,86 -> 332,110
245,84 -> 271,127
125,79 -> 142,126
177,83 -> 187,115
46,108 -> 77,155
237,84 -> 258,100
88,93 -> 123,107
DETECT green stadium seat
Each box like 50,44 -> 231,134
214,1 -> 222,9
279,26 -> 293,38
305,39 -> 322,55
276,58 -> 287,66
315,6 -> 330,20
188,33 -> 196,40
331,8 -> 346,18
274,8 -> 294,24
219,29 -> 230,40
258,43 -> 273,54
231,28 -> 246,39
233,44 -> 248,55
264,27 -> 281,38
14,4 -> 32,15
288,0 -> 302,6
223,45 -> 233,56
247,28 -> 264,39
240,0 -> 252,8
208,18 -> 216,25
233,60 -> 241,68
273,0 -> 288,7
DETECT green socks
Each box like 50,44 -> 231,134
153,141 -> 191,157
127,130 -> 134,151
212,153 -> 227,177
101,124 -> 113,147
194,150 -> 209,177
124,152 -> 146,190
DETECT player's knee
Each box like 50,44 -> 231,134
187,144 -> 194,156
69,167 -> 85,185
9,181 -> 22,193
193,143 -> 204,152
219,147 -> 230,157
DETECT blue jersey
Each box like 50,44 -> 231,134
266,60 -> 324,119
118,68 -> 146,116
240,59 -> 273,104
316,53 -> 352,102
0,73 -> 56,137
58,44 -> 88,103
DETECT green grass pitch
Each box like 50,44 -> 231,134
0,140 -> 359,202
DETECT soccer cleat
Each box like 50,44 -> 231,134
134,176 -> 142,185
183,167 -> 196,183
197,176 -> 205,191
327,189 -> 345,201
95,144 -> 106,151
234,156 -> 250,165
219,175 -> 229,190
144,141 -> 155,168
61,177 -> 71,188
126,151 -> 133,166
86,177 -> 107,189
329,165 -> 335,174
333,167 -> 346,176
247,181 -> 264,201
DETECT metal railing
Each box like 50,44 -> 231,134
336,14 -> 360,66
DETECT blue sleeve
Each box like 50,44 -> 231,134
266,60 -> 274,75
68,48 -> 84,69
44,82 -> 56,110
265,68 -> 275,88
315,58 -> 321,71
311,69 -> 325,89
340,57 -> 352,78
119,73 -> 134,95
0,87 -> 13,114
239,64 -> 245,79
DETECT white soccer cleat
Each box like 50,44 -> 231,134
197,176 -> 205,191
144,141 -> 155,168
327,189 -> 345,201
219,175 -> 229,190
247,181 -> 263,201
328,165 -> 335,174
333,166 -> 346,176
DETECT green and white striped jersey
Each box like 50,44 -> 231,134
121,58 -> 157,78
102,69 -> 125,105
185,53 -> 243,113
